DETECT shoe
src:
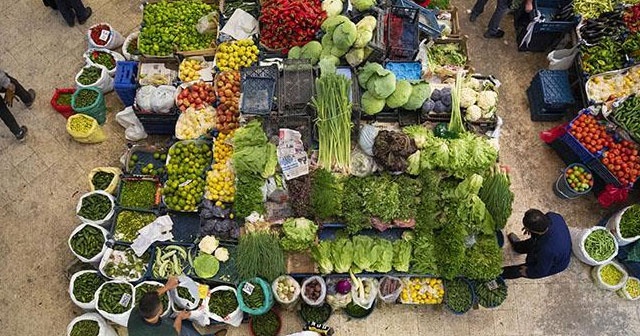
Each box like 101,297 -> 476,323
507,233 -> 520,244
469,14 -> 478,22
78,7 -> 92,25
25,89 -> 36,109
15,126 -> 27,141
483,29 -> 505,39
67,20 -> 75,27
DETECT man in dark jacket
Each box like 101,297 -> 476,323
502,209 -> 572,279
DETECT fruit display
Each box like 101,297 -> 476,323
568,113 -> 612,155
176,81 -> 216,112
206,131 -> 235,203
127,151 -> 167,176
175,106 -> 216,140
601,139 -> 640,186
179,58 -> 207,82
215,39 -> 259,71
214,71 -> 241,134
400,277 -> 444,304
139,0 -> 217,56
564,165 -> 593,193
162,141 -> 212,211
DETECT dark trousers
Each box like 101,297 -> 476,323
0,76 -> 32,135
54,0 -> 88,25
501,237 -> 536,279
471,0 -> 513,33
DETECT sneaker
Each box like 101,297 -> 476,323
15,126 -> 27,141
78,7 -> 92,25
25,89 -> 36,108
469,14 -> 478,22
483,29 -> 505,39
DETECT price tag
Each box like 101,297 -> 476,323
99,30 -> 111,42
242,282 -> 255,295
486,280 -> 499,291
198,284 -> 209,299
119,293 -> 132,307
179,179 -> 193,188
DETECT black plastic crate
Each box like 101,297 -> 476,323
116,176 -> 162,211
264,114 -> 314,150
549,135 -> 581,165
241,76 -> 276,115
136,113 -> 179,135
528,70 -> 575,110
556,132 -> 599,163
189,243 -> 240,285
366,7 -> 388,63
168,211 -> 201,243
241,65 -> 279,110
386,6 -> 420,60
124,144 -> 168,178
148,242 -> 196,281
527,87 -> 565,121
586,158 -> 623,188
515,19 -> 564,52
279,59 -> 315,115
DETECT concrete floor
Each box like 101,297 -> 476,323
0,0 -> 637,335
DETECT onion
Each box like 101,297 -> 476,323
336,279 -> 352,294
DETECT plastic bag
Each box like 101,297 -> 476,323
548,45 -> 579,70
94,280 -> 135,327
358,124 -> 379,156
87,23 -> 125,50
75,64 -> 114,93
98,246 -> 148,282
66,313 -> 117,336
196,12 -> 220,34
134,281 -> 173,318
377,276 -> 403,304
116,106 -> 148,141
76,190 -> 115,226
205,286 -> 243,327
151,85 -> 177,114
325,278 -> 352,311
69,270 -> 103,310
617,277 -> 640,300
88,167 -> 121,194
68,223 -> 108,264
351,277 -> 377,309
598,184 -> 629,208
539,123 -> 567,144
591,261 -> 628,291
169,275 -> 201,310
237,277 -> 274,315
606,206 -> 640,246
122,30 -> 140,61
83,48 -> 125,77
66,114 -> 107,144
350,148 -> 376,177
569,226 -> 619,266
301,276 -> 327,307
135,85 -> 155,113
272,275 -> 301,309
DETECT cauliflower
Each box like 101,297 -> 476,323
322,0 -> 343,17
199,235 -> 219,254
477,90 -> 498,111
214,247 -> 229,262
465,105 -> 483,122
483,106 -> 496,119
463,77 -> 482,91
459,87 -> 478,108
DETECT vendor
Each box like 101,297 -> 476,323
469,0 -> 534,38
502,209 -> 571,279
127,276 -> 224,336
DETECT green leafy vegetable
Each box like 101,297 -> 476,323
462,234 -> 503,280
280,218 -> 319,251
311,240 -> 334,274
193,253 -> 220,278
351,235 -> 376,273
236,232 -> 285,282
371,238 -> 394,273
479,168 -> 514,230
331,237 -> 354,273
310,169 -> 343,219
620,205 -> 640,239
386,80 -> 412,108
444,278 -> 473,314
392,238 -> 412,272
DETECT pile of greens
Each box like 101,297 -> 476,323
475,279 -> 508,308
280,217 -> 319,251
72,272 -> 105,303
444,278 -> 474,314
70,225 -> 105,259
70,320 -> 99,336
118,179 -> 158,209
286,175 -> 312,218
209,289 -> 238,317
242,281 -> 265,309
114,210 -> 157,242
479,167 -> 514,230
310,169 -> 343,220
78,193 -> 112,221
91,171 -> 114,191
584,229 -> 617,262
236,232 -> 285,282
250,309 -> 280,336
620,205 -> 640,239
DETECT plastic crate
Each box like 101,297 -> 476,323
279,59 -> 315,115
366,7 -> 388,63
393,0 -> 443,37
264,115 -> 314,150
241,65 -> 279,109
586,159 -> 623,188
135,109 -> 179,135
241,76 -> 276,115
528,70 -> 575,110
168,211 -> 201,243
114,61 -> 138,107
515,20 -> 564,52
386,6 -> 420,60
148,242 -> 196,281
116,176 -> 162,211
124,144 -> 168,178
555,132 -> 599,164
190,243 -> 240,285
384,61 -> 421,80
527,87 -> 565,121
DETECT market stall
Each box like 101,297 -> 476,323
61,0 -> 518,335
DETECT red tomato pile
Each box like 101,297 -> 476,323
601,140 -> 640,186
568,114 -> 612,154
215,71 -> 240,134
624,4 -> 640,33
176,82 -> 216,112
90,24 -> 111,46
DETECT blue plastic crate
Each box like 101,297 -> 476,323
556,132 -> 599,164
384,61 -> 421,80
168,211 -> 201,243
586,158 -> 623,188
532,7 -> 579,33
528,70 -> 575,110
527,87 -> 565,122
114,61 -> 138,107
241,76 -> 276,115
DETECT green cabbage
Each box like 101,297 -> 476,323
288,46 -> 302,59
332,21 -> 357,50
386,80 -> 412,108
351,0 -> 375,11
193,254 -> 220,278
402,81 -> 431,110
300,41 -> 323,65
367,70 -> 396,99
361,91 -> 385,115
280,217 -> 319,251
321,15 -> 350,34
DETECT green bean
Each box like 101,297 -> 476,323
620,205 -> 640,239
242,282 -> 265,309
251,310 -> 280,336
177,286 -> 195,303
209,289 -> 238,317
74,89 -> 100,108
444,278 -> 473,314
70,320 -> 99,336
584,229 -> 616,261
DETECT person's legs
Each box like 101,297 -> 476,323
502,264 -> 525,279
54,0 -> 76,26
0,98 -> 26,139
485,0 -> 512,36
470,0 -> 490,18
8,76 -> 35,107
67,0 -> 92,23
180,321 -> 203,336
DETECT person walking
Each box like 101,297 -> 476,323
469,0 -> 533,38
502,208 -> 572,279
54,0 -> 92,27
0,70 -> 35,141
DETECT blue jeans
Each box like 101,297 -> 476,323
180,321 -> 202,336
471,0 -> 513,33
